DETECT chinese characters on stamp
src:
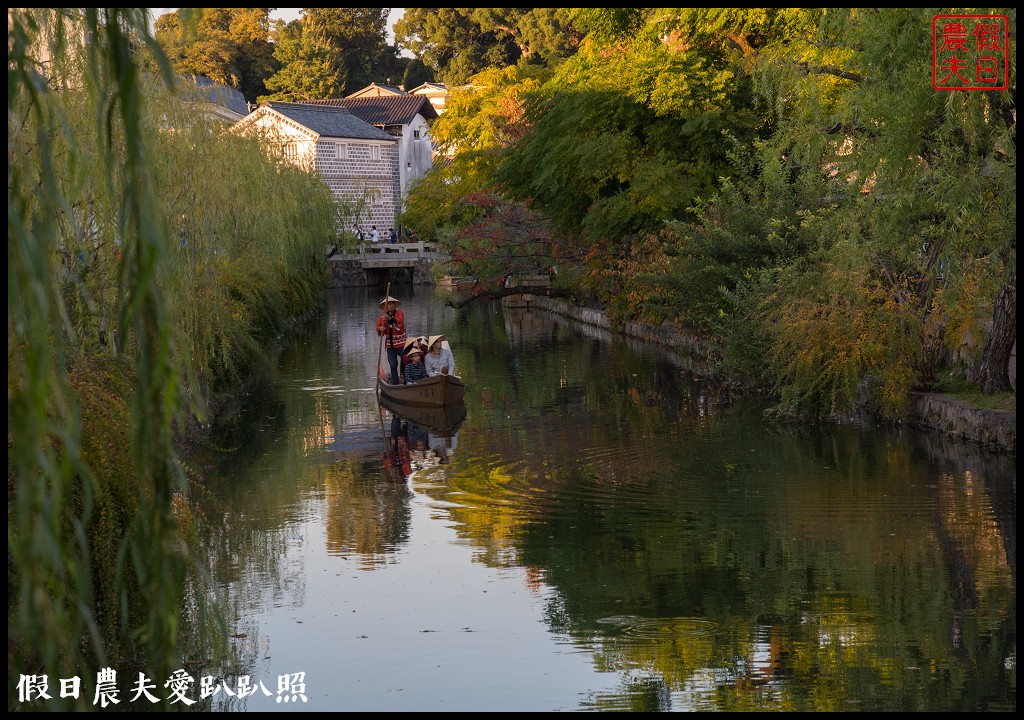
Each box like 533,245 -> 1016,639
933,14 -> 1010,90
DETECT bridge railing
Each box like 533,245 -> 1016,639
330,240 -> 443,259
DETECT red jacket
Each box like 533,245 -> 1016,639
376,310 -> 407,349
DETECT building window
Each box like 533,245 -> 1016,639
371,145 -> 380,161
413,129 -> 421,140
337,142 -> 347,159
283,143 -> 298,160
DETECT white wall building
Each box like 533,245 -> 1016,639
233,101 -> 400,233
301,95 -> 438,199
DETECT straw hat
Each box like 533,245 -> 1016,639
378,295 -> 401,308
404,346 -> 423,360
403,336 -> 427,351
427,334 -> 446,351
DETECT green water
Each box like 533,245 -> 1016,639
198,286 -> 1016,712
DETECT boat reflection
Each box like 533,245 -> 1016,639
378,394 -> 466,438
381,413 -> 412,482
379,395 -> 466,478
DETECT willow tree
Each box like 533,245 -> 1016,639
8,9 -> 191,706
9,8 -> 339,709
736,7 -> 1017,415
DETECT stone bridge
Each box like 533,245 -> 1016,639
327,241 -> 446,287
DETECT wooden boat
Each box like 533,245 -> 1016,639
379,394 -> 466,437
437,275 -> 476,291
377,371 -> 465,408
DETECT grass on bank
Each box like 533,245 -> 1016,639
932,373 -> 1017,413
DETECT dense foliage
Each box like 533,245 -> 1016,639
9,8 -> 339,708
153,8 -> 278,102
395,8 -> 582,86
152,8 -> 405,103
402,7 -> 1016,419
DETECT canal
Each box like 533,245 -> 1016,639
197,286 -> 1015,712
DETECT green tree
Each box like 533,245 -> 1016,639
403,7 -> 1015,415
263,8 -> 396,100
401,57 -> 435,90
493,11 -> 775,310
229,8 -> 280,101
395,8 -> 581,85
302,7 -> 395,93
152,8 -> 278,102
262,19 -> 347,101
401,66 -> 568,296
740,7 -> 1016,410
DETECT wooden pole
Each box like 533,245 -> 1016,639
375,281 -> 390,403
376,281 -> 391,457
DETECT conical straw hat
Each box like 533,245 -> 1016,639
427,334 -> 446,351
378,295 -> 401,308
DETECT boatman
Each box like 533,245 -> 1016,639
375,295 -> 406,384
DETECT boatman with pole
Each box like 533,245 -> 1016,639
376,293 -> 406,384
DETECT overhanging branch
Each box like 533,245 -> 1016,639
792,60 -> 866,83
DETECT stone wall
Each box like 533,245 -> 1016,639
327,257 -> 436,288
908,393 -> 1016,455
327,258 -> 366,288
529,297 -> 1016,455
411,258 -> 434,285
529,296 -> 721,365
317,139 -> 400,232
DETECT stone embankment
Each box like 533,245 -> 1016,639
908,393 -> 1015,455
529,296 -> 1016,456
529,296 -> 720,367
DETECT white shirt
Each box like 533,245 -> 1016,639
424,344 -> 456,377
370,229 -> 380,243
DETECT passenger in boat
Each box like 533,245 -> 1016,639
424,334 -> 456,377
375,295 -> 406,384
402,346 -> 429,384
400,336 -> 428,377
402,335 -> 428,355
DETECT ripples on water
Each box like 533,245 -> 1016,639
198,287 -> 1016,712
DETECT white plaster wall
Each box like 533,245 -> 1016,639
398,115 -> 434,202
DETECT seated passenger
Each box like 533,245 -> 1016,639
399,336 -> 427,377
424,334 -> 456,377
403,347 -> 429,384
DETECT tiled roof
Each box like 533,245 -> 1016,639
185,75 -> 248,117
409,82 -> 449,94
347,82 -> 407,97
299,96 -> 438,126
261,101 -> 396,141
